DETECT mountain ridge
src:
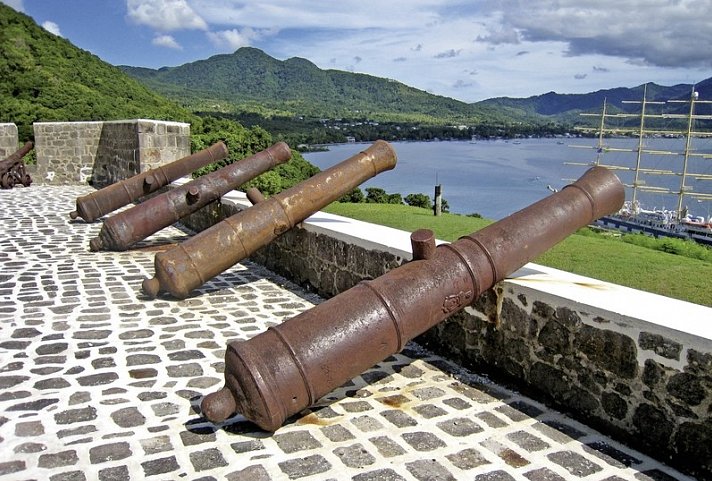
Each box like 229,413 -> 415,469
120,46 -> 493,123
120,46 -> 711,126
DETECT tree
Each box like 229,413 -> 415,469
339,187 -> 364,203
365,187 -> 388,203
387,193 -> 403,205
404,193 -> 432,209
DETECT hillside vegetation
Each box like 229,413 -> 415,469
0,4 -> 196,140
119,45 -> 712,145
121,47 -> 540,126
0,4 -> 318,195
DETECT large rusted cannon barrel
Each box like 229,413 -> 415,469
200,166 -> 624,431
142,140 -> 398,299
69,141 -> 229,222
88,142 -> 292,252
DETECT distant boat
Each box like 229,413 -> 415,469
569,85 -> 712,246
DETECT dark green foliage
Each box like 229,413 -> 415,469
386,193 -> 403,205
405,193 -> 433,209
191,116 -> 319,196
121,47 -> 489,124
364,187 -> 403,205
0,4 -> 194,141
338,187 -> 365,203
0,5 -> 319,194
365,187 -> 388,204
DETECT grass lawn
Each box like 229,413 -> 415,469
323,202 -> 712,307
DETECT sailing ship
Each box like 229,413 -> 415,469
568,85 -> 712,246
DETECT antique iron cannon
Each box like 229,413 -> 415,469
200,166 -> 624,431
69,141 -> 229,222
142,140 -> 398,299
88,142 -> 292,251
0,141 -> 33,189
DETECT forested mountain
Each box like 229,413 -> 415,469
122,45 -> 712,131
120,47 -> 525,125
3,0 -> 709,146
475,80 -> 712,125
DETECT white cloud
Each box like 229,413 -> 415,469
126,0 -> 207,31
115,0 -> 708,101
0,0 -> 24,11
41,21 -> 62,36
152,34 -> 182,49
190,0 -> 444,30
483,0 -> 712,69
206,28 -> 261,51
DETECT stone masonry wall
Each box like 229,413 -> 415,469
136,119 -> 192,172
179,196 -> 712,480
34,121 -> 103,184
417,285 -> 712,479
0,123 -> 19,159
33,120 -> 190,185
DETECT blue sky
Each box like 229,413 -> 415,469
3,0 -> 711,102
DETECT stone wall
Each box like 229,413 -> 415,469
0,123 -> 19,159
178,188 -> 712,480
33,120 -> 190,185
417,273 -> 712,479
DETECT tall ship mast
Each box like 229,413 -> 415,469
568,84 -> 712,246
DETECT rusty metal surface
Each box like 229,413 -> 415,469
200,166 -> 625,431
69,141 -> 229,222
0,141 -> 33,189
88,142 -> 292,252
142,139 -> 398,299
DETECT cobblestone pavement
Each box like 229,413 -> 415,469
0,185 -> 697,481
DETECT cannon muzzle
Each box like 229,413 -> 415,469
201,166 -> 625,430
70,141 -> 229,222
88,142 -> 292,251
142,140 -> 398,299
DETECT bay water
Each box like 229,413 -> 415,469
303,138 -> 712,220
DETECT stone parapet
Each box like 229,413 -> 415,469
177,185 -> 712,480
418,265 -> 712,479
33,120 -> 190,185
0,123 -> 19,158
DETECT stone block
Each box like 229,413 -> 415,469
576,326 -> 638,379
638,332 -> 682,360
666,372 -> 706,405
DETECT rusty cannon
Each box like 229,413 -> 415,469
200,166 -> 624,431
0,141 -> 33,189
142,140 -> 398,299
88,142 -> 292,252
69,141 -> 229,222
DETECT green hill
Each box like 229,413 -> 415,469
0,3 -> 195,140
0,4 -> 319,196
120,47 -> 528,125
474,81 -> 711,126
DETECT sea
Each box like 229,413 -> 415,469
303,138 -> 712,220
